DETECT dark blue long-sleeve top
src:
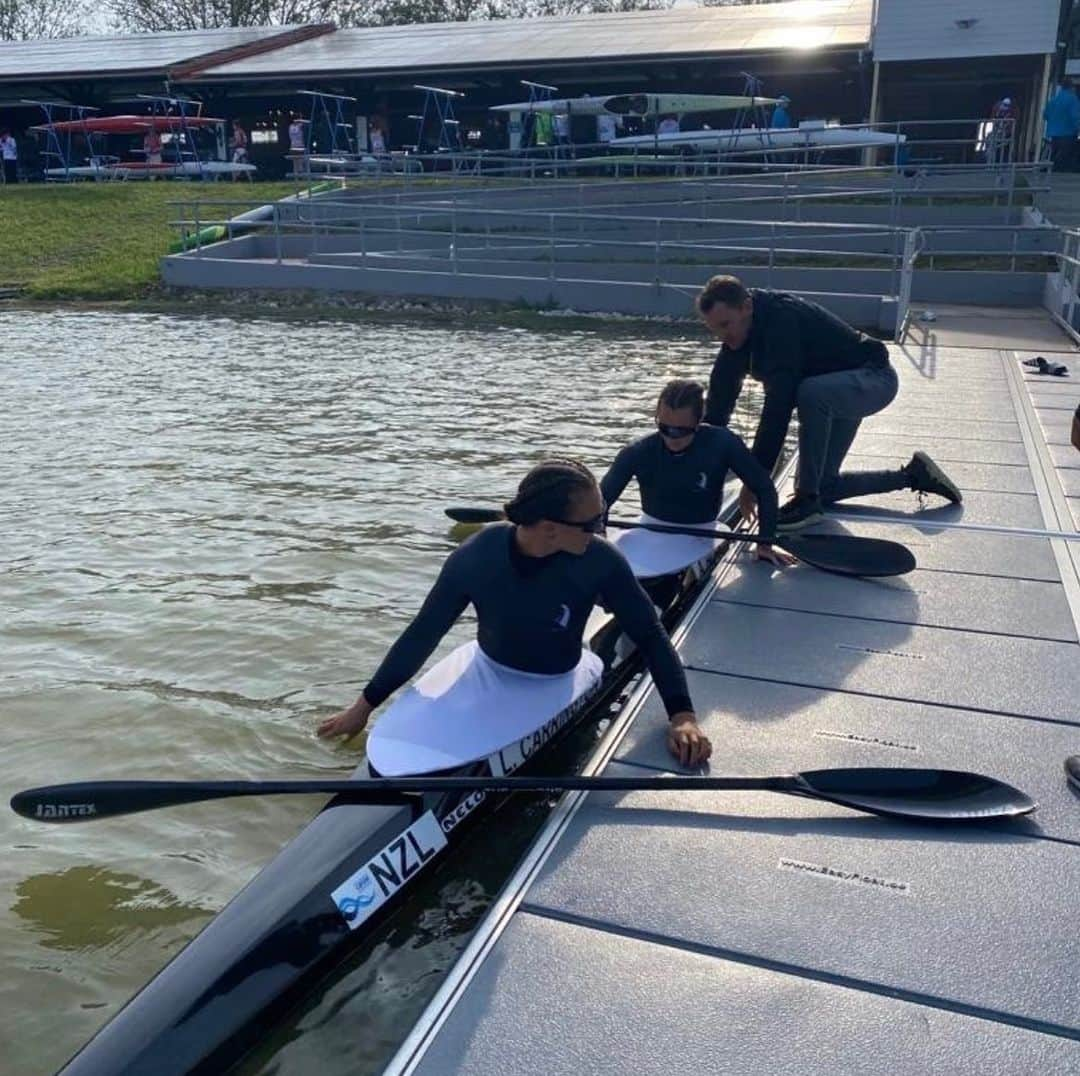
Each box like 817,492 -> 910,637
363,523 -> 692,717
600,424 -> 778,539
704,288 -> 890,473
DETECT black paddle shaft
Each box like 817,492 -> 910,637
600,519 -> 915,578
11,767 -> 1034,825
445,508 -> 915,577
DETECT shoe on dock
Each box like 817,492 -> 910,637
904,451 -> 963,504
776,492 -> 824,531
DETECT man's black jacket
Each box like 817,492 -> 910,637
704,289 -> 889,471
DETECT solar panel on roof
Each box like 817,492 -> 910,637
186,0 -> 872,79
0,25 -> 303,80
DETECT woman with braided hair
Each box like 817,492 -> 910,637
319,459 -> 711,768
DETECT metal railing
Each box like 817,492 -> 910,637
1047,227 -> 1080,345
294,116 -> 1030,185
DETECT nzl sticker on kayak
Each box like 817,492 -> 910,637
332,811 -> 448,929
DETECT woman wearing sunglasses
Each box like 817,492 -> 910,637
601,379 -> 792,568
318,458 -> 711,768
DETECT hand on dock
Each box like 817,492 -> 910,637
666,714 -> 712,768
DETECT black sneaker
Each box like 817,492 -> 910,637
904,451 -> 962,504
776,492 -> 824,531
1066,755 -> 1080,793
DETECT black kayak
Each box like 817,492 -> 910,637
56,542 -> 725,1075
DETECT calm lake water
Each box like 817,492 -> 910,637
0,307 -> 761,1075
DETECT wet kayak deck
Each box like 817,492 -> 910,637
385,331 -> 1080,1074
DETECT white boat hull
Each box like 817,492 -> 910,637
492,93 -> 776,117
610,124 -> 905,152
45,161 -> 256,180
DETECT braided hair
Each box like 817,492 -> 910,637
657,379 -> 704,420
504,458 -> 598,526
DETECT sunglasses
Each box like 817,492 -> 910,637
552,508 -> 607,534
657,421 -> 699,439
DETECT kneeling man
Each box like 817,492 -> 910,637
697,275 -> 961,530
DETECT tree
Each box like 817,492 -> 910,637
343,0 -> 672,25
0,0 -> 92,39
108,0 -> 342,32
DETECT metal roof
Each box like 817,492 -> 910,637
193,0 -> 872,80
0,25 -> 314,81
872,0 -> 1059,63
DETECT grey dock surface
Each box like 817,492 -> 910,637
388,317 -> 1080,1075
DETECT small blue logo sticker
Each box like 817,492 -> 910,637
336,871 -> 376,920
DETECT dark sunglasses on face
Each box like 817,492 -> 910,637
657,421 -> 699,439
552,509 -> 607,534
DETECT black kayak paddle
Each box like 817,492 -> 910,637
11,767 -> 1034,825
445,507 -> 916,578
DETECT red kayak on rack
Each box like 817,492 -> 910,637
30,114 -> 224,135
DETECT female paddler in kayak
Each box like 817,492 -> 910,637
318,459 -> 712,768
601,379 -> 793,572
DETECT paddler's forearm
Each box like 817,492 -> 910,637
602,565 -> 693,717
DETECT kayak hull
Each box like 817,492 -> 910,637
57,540 -> 726,1075
491,93 -> 775,117
610,124 -> 905,152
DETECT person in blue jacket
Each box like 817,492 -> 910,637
1044,81 -> 1080,172
770,95 -> 793,130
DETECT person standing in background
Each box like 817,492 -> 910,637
370,119 -> 387,155
597,112 -> 620,145
987,96 -> 1019,164
142,127 -> 163,179
770,95 -> 793,129
553,111 -> 572,156
287,114 -> 306,175
229,120 -> 250,181
1044,81 -> 1080,172
0,130 -> 17,185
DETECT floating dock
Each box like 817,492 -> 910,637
384,310 -> 1080,1074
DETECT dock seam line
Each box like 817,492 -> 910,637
681,664 -> 1080,730
707,595 -> 1077,644
1002,349 -> 1080,641
517,904 -> 1080,1042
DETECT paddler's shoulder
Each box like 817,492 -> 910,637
453,521 -> 513,560
585,533 -> 633,575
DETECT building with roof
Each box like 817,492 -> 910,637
184,0 -> 877,174
0,0 -> 1073,178
0,25 -> 331,125
869,0 -> 1066,161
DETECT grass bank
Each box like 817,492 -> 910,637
0,182 -> 306,300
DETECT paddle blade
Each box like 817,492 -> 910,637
11,781 -> 228,823
796,767 -> 1035,822
10,780 -> 415,824
780,533 -> 916,577
445,506 -> 505,524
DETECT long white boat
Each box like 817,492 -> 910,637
51,521 -> 731,1075
611,120 -> 905,152
491,93 -> 777,117
45,160 -> 257,180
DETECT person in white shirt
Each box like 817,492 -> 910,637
657,115 -> 680,136
596,113 -> 620,144
288,116 -> 306,175
1,130 -> 17,185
